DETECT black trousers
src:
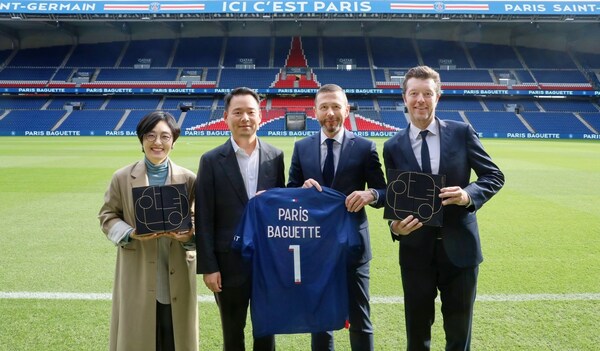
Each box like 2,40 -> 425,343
215,279 -> 275,351
401,239 -> 479,351
311,261 -> 374,351
156,301 -> 175,351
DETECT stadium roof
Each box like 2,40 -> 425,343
0,1 -> 598,53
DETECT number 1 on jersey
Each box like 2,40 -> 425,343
289,245 -> 301,284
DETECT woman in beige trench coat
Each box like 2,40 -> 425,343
99,111 -> 198,351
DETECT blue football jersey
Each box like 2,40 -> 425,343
232,187 -> 362,337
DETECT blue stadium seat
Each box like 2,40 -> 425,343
518,46 -> 576,69
119,110 -> 164,131
371,37 -> 419,68
120,39 -> 174,67
47,96 -> 107,110
437,97 -> 483,111
95,68 -> 178,81
219,68 -> 279,88
538,99 -> 598,112
322,37 -> 369,68
467,43 -> 523,69
223,37 -> 271,67
522,112 -> 591,133
172,37 -> 223,67
0,96 -> 49,109
465,111 -> 529,134
419,40 -> 470,68
181,110 -> 212,130
312,69 -> 373,88
381,111 -> 408,129
579,113 -> 600,132
57,110 -> 124,131
0,110 -> 65,131
8,45 -> 71,67
104,96 -> 161,110
66,42 -> 125,68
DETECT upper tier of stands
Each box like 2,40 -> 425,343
0,36 -> 598,137
0,36 -> 598,91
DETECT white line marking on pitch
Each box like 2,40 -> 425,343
1,292 -> 600,303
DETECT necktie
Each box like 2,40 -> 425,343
420,130 -> 432,174
322,138 -> 335,187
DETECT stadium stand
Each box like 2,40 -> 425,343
0,68 -> 55,81
419,40 -> 470,69
47,96 -> 107,110
120,39 -> 173,67
0,31 -> 598,138
517,46 -> 577,69
0,110 -> 66,131
580,113 -> 600,133
322,37 -> 370,68
537,99 -> 599,113
522,112 -> 593,134
104,96 -> 161,110
119,110 -> 166,131
436,111 -> 465,122
483,98 -> 541,112
0,96 -> 49,110
381,111 -> 408,129
312,69 -> 373,88
219,68 -> 279,88
162,97 -> 215,110
56,110 -> 124,131
223,37 -> 271,67
465,112 -> 530,134
371,37 -> 419,68
438,98 -> 485,111
467,43 -> 523,69
65,42 -> 124,68
172,37 -> 223,68
8,45 -> 71,67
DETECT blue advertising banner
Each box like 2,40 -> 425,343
1,0 -> 600,15
2,129 -> 599,140
4,87 -> 600,96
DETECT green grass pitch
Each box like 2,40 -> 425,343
1,137 -> 599,350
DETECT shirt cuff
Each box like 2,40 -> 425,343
107,221 -> 134,246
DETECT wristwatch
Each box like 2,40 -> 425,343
369,188 -> 378,204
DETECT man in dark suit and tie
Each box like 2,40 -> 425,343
287,84 -> 387,351
195,87 -> 285,350
383,66 -> 505,351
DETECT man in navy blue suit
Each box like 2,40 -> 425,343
383,66 -> 504,351
288,84 -> 387,351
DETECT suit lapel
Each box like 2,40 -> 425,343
218,140 -> 249,204
257,139 -> 272,191
437,118 -> 450,175
398,125 -> 421,172
130,160 -> 148,188
168,159 -> 189,186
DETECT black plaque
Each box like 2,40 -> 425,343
132,184 -> 192,235
384,170 -> 445,227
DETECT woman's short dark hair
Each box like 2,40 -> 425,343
136,111 -> 180,144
